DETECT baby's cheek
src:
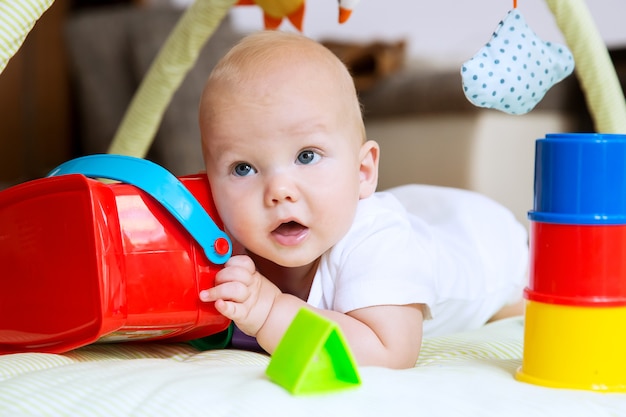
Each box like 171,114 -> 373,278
212,193 -> 241,228
226,218 -> 260,252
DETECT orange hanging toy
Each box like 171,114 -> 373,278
236,0 -> 360,32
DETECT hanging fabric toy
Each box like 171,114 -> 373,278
461,1 -> 574,115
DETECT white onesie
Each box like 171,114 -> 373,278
306,184 -> 528,337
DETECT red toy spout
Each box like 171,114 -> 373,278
0,173 -> 230,354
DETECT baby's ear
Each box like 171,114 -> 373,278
358,140 -> 380,199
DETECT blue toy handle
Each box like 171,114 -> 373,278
48,154 -> 232,265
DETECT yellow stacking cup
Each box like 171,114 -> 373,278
516,300 -> 626,392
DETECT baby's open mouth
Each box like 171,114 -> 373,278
271,221 -> 309,245
273,221 -> 306,235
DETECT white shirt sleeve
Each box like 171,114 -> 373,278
307,193 -> 436,318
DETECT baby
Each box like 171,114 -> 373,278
198,31 -> 528,369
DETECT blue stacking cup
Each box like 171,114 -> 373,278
529,133 -> 626,225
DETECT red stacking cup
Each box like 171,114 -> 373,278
527,221 -> 626,306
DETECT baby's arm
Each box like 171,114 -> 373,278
199,255 -> 424,369
259,298 -> 424,369
321,304 -> 424,368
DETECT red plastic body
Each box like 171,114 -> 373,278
0,173 -> 230,354
526,221 -> 626,306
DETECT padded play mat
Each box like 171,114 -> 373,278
1,317 -> 626,416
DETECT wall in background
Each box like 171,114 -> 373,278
229,0 -> 626,67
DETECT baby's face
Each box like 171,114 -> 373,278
201,64 -> 366,268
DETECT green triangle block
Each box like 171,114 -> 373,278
265,308 -> 361,395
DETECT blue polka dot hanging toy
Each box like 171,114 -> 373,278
461,0 -> 574,115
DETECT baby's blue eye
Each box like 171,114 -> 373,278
296,150 -> 321,165
233,163 -> 256,177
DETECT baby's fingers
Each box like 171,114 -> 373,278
212,256 -> 257,287
213,299 -> 243,321
224,255 -> 256,274
199,280 -> 249,303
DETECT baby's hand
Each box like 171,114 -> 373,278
199,255 -> 280,337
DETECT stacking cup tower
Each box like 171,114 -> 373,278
516,133 -> 626,392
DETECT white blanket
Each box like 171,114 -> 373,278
1,317 -> 624,416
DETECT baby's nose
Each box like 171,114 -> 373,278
265,172 -> 299,205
